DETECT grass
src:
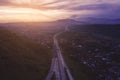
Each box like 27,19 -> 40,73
0,28 -> 53,80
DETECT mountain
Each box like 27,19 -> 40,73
56,19 -> 79,23
0,18 -> 120,28
53,18 -> 120,24
49,19 -> 81,26
77,17 -> 120,24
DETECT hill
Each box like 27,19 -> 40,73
70,24 -> 120,40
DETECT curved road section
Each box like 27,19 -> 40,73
45,27 -> 74,80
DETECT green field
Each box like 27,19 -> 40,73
0,28 -> 53,80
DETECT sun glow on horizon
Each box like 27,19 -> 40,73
0,6 -> 70,23
0,0 -> 119,23
0,6 -> 95,23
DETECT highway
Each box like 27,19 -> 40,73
45,26 -> 74,80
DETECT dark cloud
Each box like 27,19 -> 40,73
0,0 -> 11,5
69,3 -> 114,10
70,3 -> 120,21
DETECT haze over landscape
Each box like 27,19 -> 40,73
0,0 -> 120,80
0,0 -> 120,23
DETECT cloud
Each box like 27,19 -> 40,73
0,0 -> 120,22
0,0 -> 11,5
68,3 -> 111,10
0,0 -> 120,10
69,3 -> 120,20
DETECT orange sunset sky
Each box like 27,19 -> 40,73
0,0 -> 119,23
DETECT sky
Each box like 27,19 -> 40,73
0,0 -> 120,23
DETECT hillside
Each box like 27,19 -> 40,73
0,28 -> 52,80
70,24 -> 120,40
